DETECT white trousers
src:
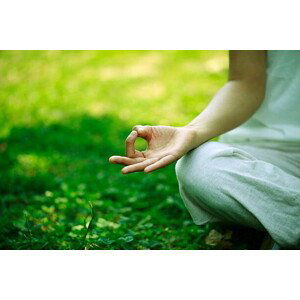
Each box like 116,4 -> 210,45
175,141 -> 300,248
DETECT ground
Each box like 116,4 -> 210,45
0,50 -> 264,249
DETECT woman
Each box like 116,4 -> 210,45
109,50 -> 300,249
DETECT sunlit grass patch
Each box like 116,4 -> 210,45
16,154 -> 50,174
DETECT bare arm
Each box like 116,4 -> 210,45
187,50 -> 267,143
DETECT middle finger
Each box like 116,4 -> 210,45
109,156 -> 145,165
122,157 -> 160,174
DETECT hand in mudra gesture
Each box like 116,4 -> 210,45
109,125 -> 200,174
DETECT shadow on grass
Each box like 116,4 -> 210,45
0,114 -> 198,249
0,114 -> 132,194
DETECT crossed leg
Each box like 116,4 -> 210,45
175,141 -> 300,248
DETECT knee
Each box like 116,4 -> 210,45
175,141 -> 230,190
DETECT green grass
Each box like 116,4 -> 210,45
0,50 -> 264,249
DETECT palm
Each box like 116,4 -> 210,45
142,126 -> 177,158
109,125 -> 198,174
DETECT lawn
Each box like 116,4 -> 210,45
0,50 -> 263,249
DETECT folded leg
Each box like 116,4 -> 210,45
175,141 -> 300,248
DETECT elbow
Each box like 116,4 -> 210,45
229,77 -> 266,106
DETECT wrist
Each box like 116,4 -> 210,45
183,124 -> 212,146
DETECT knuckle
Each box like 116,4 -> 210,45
132,125 -> 140,131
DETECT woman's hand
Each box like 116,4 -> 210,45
109,125 -> 202,174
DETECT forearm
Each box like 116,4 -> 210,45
186,79 -> 265,144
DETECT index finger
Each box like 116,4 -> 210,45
125,130 -> 138,158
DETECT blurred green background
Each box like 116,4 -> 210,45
0,50 -> 262,249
